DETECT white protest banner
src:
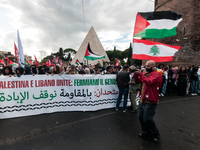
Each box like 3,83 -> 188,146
0,75 -> 130,119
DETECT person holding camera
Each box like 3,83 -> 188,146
134,60 -> 162,143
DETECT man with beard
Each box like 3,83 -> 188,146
134,60 -> 162,143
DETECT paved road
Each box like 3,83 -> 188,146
0,95 -> 200,150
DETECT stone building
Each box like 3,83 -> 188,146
71,26 -> 110,66
143,0 -> 200,67
0,51 -> 32,65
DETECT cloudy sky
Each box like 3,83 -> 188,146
0,0 -> 154,60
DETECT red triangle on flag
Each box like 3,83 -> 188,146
133,13 -> 150,36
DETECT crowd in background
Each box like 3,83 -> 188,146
0,62 -> 200,96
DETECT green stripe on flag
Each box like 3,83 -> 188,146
84,55 -> 105,61
134,27 -> 177,39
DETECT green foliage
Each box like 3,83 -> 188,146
105,43 -> 142,66
0,54 -> 4,59
40,48 -> 77,63
63,48 -> 76,61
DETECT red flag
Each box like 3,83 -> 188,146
115,58 -> 120,66
1,59 -> 5,66
60,59 -> 62,66
14,42 -> 20,67
56,56 -> 58,63
48,59 -> 51,67
45,61 -> 49,66
34,55 -> 40,66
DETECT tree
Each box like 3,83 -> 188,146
0,54 -> 4,59
40,48 -> 77,64
63,48 -> 76,61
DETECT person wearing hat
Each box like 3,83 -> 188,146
65,65 -> 79,74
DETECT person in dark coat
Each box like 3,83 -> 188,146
176,66 -> 189,96
190,66 -> 198,95
115,65 -> 130,113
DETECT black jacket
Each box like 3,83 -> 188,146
116,70 -> 130,88
191,67 -> 198,81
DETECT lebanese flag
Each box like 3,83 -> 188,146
133,11 -> 182,39
14,42 -> 20,67
115,58 -> 120,66
84,43 -> 105,61
34,55 -> 40,66
75,59 -> 80,65
132,39 -> 181,62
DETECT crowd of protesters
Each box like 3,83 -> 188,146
0,62 -> 200,96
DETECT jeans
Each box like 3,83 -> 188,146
191,79 -> 198,93
116,88 -> 129,111
162,79 -> 168,94
138,102 -> 159,137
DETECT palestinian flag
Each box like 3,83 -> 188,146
29,60 -> 33,65
75,59 -> 80,65
133,11 -> 182,39
84,43 -> 105,61
24,60 -> 28,65
132,38 -> 181,62
115,58 -> 120,66
7,57 -> 14,65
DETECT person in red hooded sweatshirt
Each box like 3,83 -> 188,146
133,60 -> 162,143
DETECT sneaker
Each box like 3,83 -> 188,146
159,94 -> 161,96
123,109 -> 127,113
138,133 -> 152,140
115,108 -> 119,111
194,93 -> 198,96
152,134 -> 160,143
153,137 -> 160,143
160,93 -> 164,96
191,93 -> 195,96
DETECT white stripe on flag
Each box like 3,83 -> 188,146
133,43 -> 178,56
146,18 -> 182,29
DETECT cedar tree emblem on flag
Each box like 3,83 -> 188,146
149,45 -> 160,56
84,43 -> 105,61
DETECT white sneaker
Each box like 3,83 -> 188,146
123,109 -> 127,113
191,93 -> 195,96
161,93 -> 164,96
194,93 -> 198,96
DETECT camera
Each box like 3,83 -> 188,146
130,68 -> 139,73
